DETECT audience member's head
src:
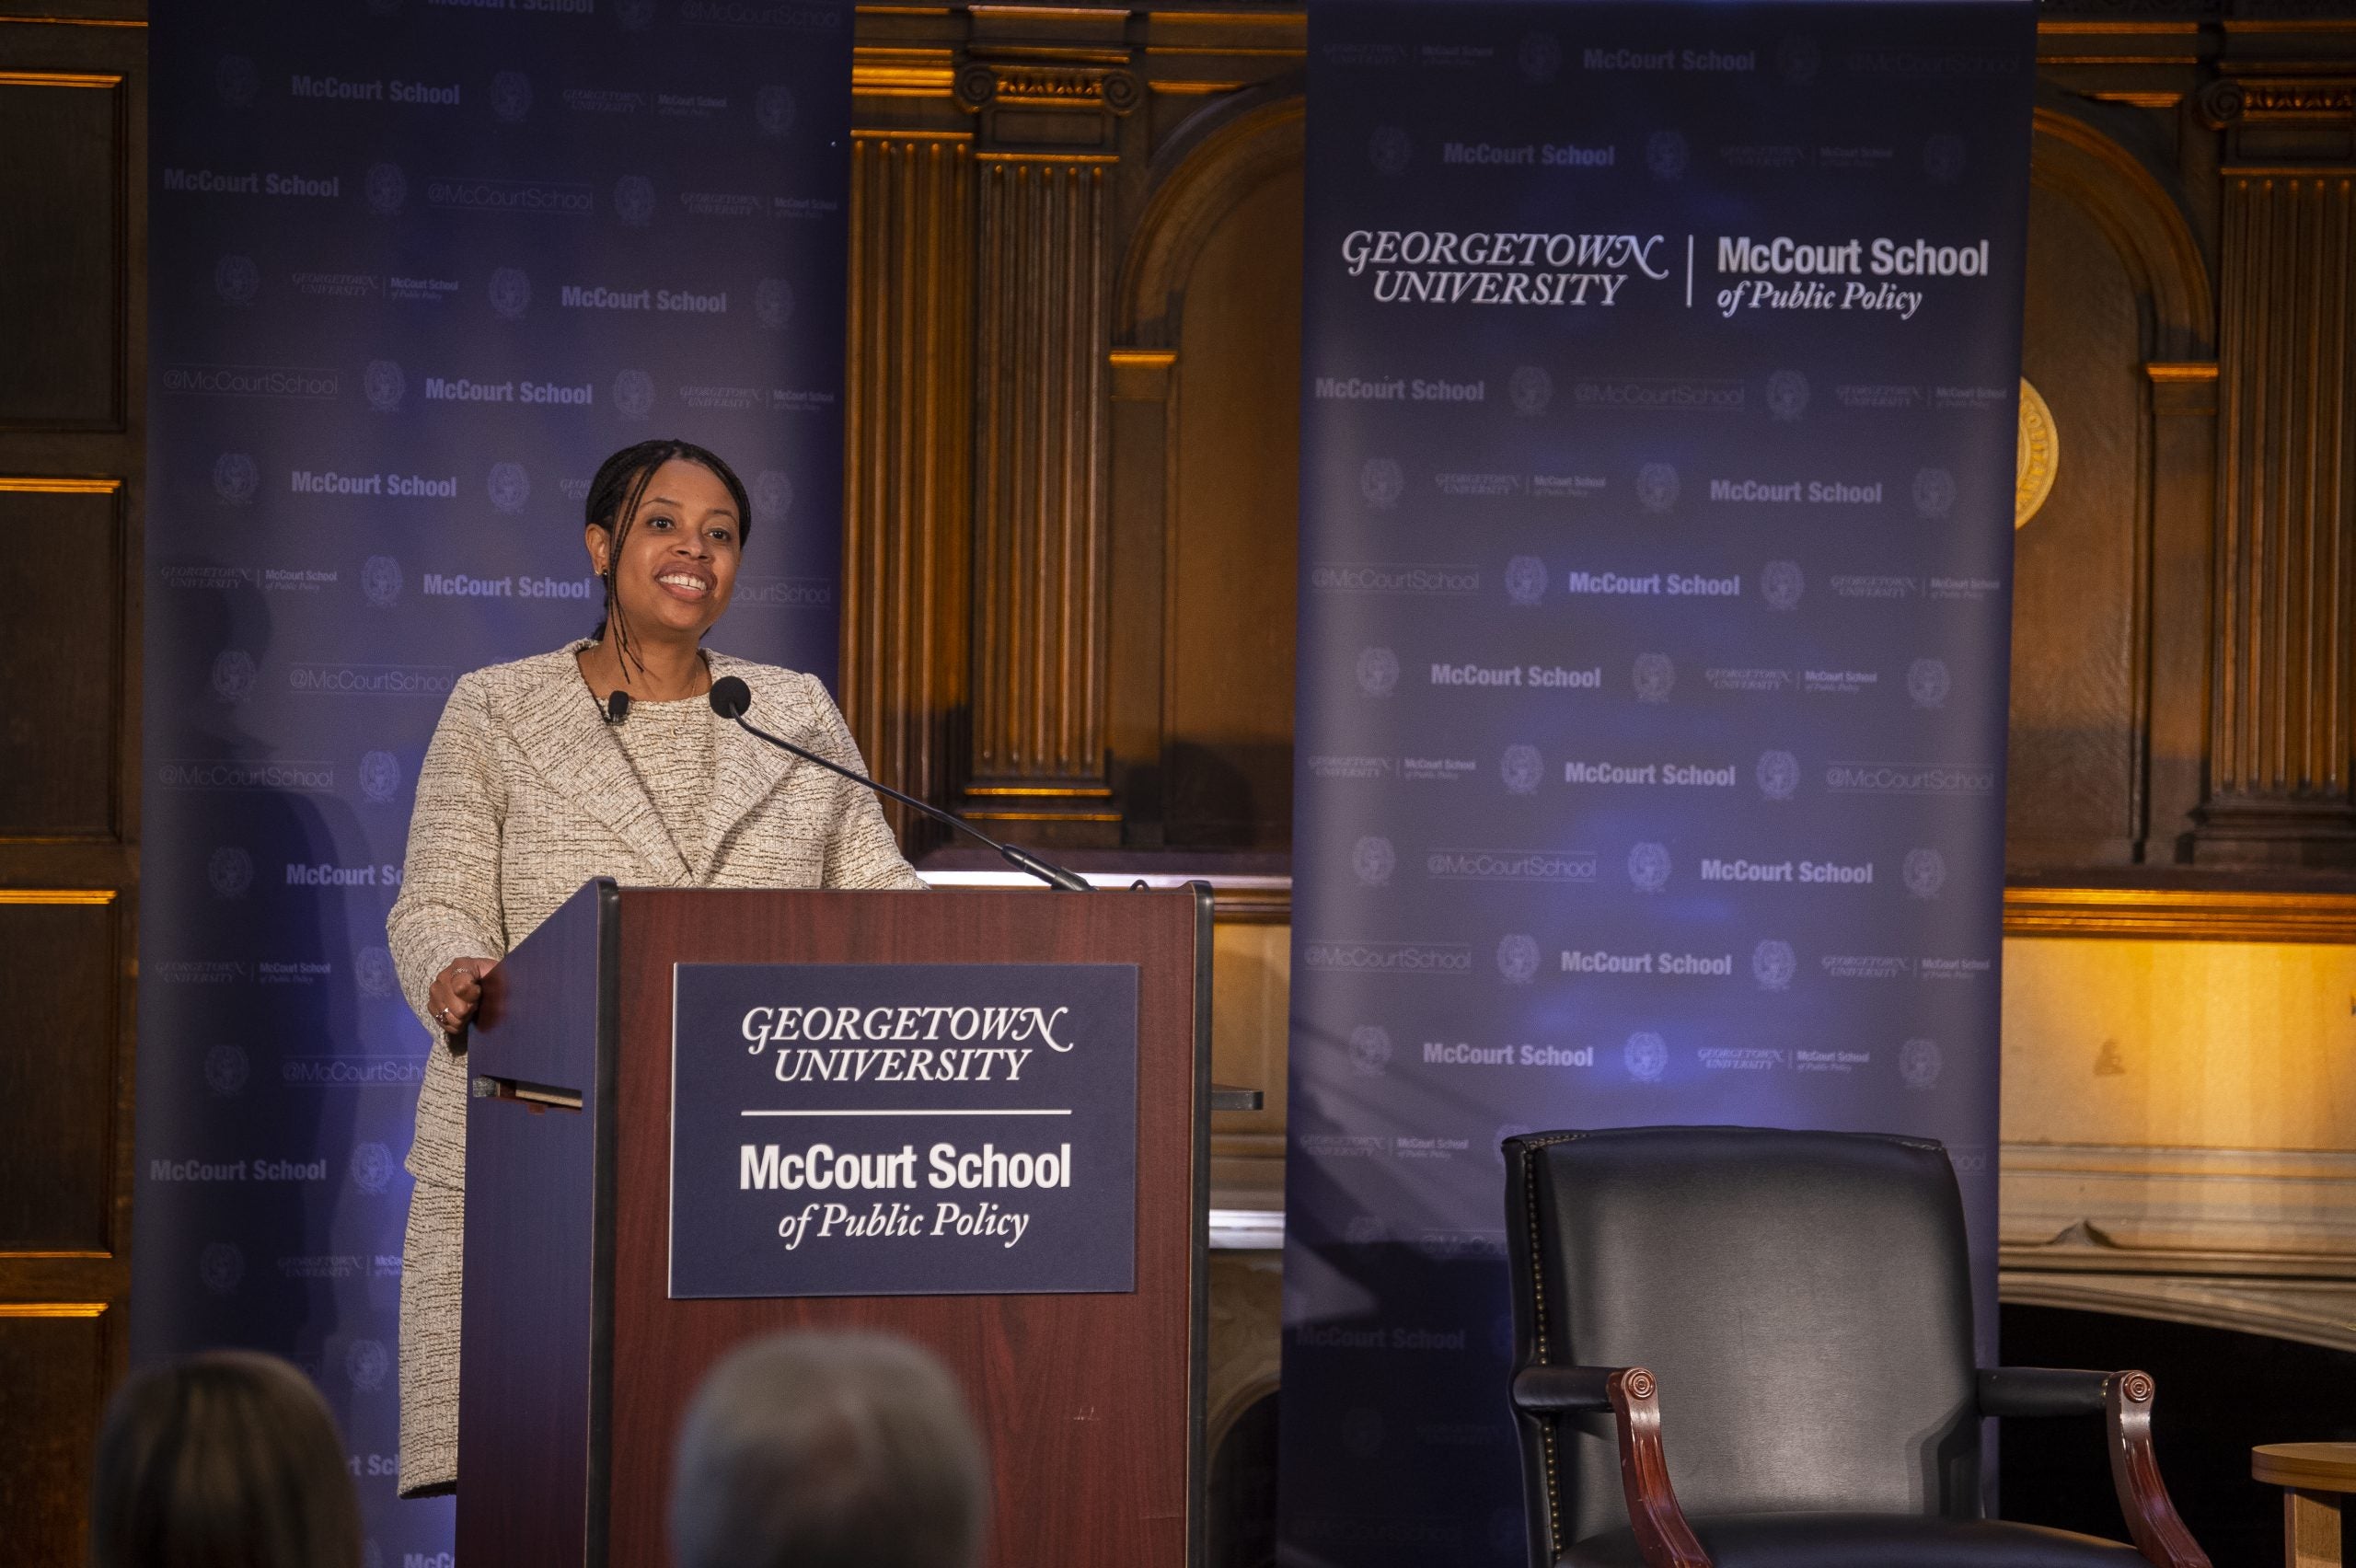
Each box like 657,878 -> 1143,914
90,1350 -> 364,1568
671,1331 -> 988,1568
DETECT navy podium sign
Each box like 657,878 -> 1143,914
670,963 -> 1140,1298
1285,2 -> 2033,1562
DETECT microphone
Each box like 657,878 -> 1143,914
707,674 -> 1091,892
605,690 -> 632,725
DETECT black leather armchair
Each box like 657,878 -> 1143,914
1503,1126 -> 2210,1568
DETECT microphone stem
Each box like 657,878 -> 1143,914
730,715 -> 1091,892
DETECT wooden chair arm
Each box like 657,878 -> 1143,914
1605,1367 -> 1713,1568
2106,1370 -> 2212,1568
1510,1364 -> 1712,1568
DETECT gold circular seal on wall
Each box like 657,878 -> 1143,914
2016,377 -> 2058,529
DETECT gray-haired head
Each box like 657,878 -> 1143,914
670,1332 -> 988,1568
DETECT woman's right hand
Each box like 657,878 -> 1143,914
427,957 -> 497,1037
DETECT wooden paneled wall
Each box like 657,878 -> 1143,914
839,7 -> 2356,885
0,6 -> 145,1563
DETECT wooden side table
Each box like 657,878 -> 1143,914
2253,1443 -> 2356,1568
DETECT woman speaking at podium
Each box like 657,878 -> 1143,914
385,438 -> 924,1497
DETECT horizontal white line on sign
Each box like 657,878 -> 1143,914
738,1108 -> 1072,1117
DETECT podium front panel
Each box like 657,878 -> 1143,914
580,886 -> 1208,1568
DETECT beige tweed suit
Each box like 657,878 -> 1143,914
387,643 -> 923,1495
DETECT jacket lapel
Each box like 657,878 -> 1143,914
506,648 -> 694,883
699,653 -> 810,869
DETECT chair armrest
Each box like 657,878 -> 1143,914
2105,1371 -> 2212,1568
1977,1366 -> 2109,1418
1511,1365 -> 1619,1413
1512,1365 -> 1712,1568
1980,1366 -> 2208,1568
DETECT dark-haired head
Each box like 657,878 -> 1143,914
91,1351 -> 364,1568
583,439 -> 753,676
670,1331 -> 988,1568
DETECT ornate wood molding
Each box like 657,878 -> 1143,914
2029,107 -> 2214,358
2198,76 -> 2356,128
2004,884 -> 2356,939
1116,92 -> 1303,342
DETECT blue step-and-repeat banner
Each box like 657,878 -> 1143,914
1282,2 -> 2034,1562
138,3 -> 851,1559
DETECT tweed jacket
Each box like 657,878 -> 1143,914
387,643 -> 923,1493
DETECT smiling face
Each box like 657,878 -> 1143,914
584,456 -> 743,646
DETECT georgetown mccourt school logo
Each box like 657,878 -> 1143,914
1912,467 -> 1958,517
361,554 -> 403,608
211,650 -> 257,704
350,1141 -> 398,1194
1903,847 -> 1947,899
214,254 -> 260,306
216,53 -> 260,108
1500,744 -> 1542,796
1351,835 -> 1395,886
1359,457 -> 1404,508
1761,559 -> 1806,612
364,162 -> 408,216
1518,31 -> 1563,82
204,1043 -> 249,1096
1509,365 -> 1553,415
1348,1024 -> 1392,1076
209,847 -> 254,899
491,69 -> 533,123
1624,1032 -> 1669,1083
1627,841 -> 1671,893
354,945 -> 397,998
1646,131 -> 1690,180
1357,646 -> 1400,698
214,452 -> 260,505
1900,1037 -> 1944,1090
753,469 -> 794,527
1756,749 -> 1801,801
364,359 -> 406,412
199,1242 -> 244,1297
1633,652 -> 1676,704
1637,463 -> 1680,513
756,84 -> 798,138
487,462 -> 532,514
613,369 -> 656,420
1766,370 -> 1810,421
613,174 -> 658,227
345,1339 -> 391,1392
489,266 -> 532,319
756,278 -> 796,330
1496,934 -> 1540,985
1908,658 -> 1952,709
1505,555 -> 1548,605
359,750 -> 402,804
1368,126 -> 1413,176
1751,940 -> 1796,991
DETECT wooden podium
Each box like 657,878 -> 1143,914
456,879 -> 1212,1568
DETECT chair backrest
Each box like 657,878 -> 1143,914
1503,1126 -> 1981,1556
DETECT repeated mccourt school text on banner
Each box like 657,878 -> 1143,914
1281,5 -> 2035,1563
137,6 -> 854,1562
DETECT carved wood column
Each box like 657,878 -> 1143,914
842,130 -> 975,851
2191,78 -> 2356,866
955,42 -> 1138,842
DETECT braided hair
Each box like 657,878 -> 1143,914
583,439 -> 754,679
